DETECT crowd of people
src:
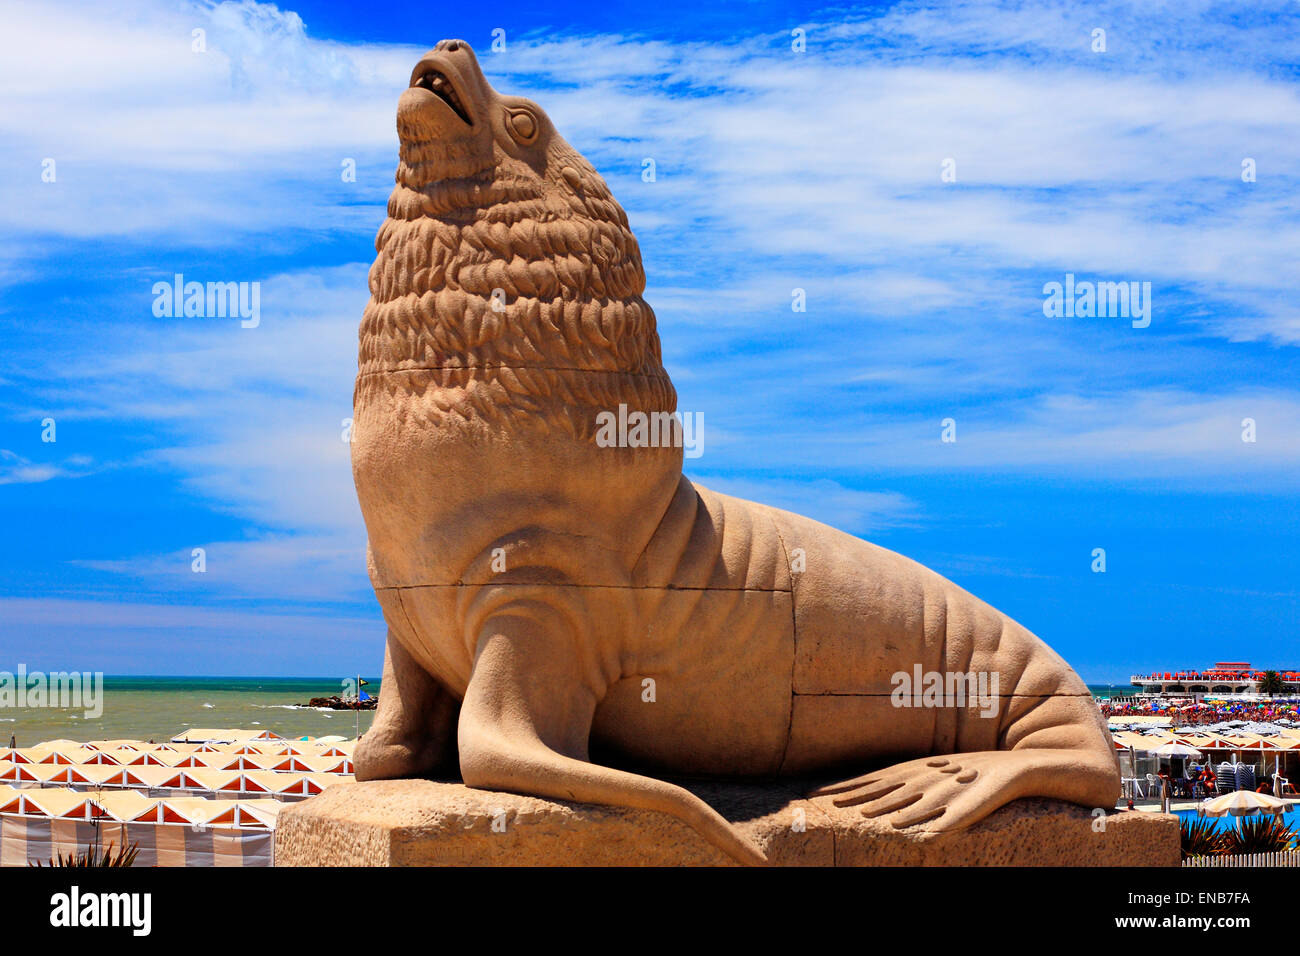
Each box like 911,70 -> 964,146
1098,698 -> 1299,727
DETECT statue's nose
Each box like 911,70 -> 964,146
431,39 -> 479,73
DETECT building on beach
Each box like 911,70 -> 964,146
1128,662 -> 1300,697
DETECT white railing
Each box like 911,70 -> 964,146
1183,850 -> 1300,867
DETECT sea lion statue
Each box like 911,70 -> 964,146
351,39 -> 1120,865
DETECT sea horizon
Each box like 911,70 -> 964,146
0,675 -> 1141,747
1,675 -> 380,746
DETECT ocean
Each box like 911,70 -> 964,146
1,677 -> 1138,748
0,677 -> 378,747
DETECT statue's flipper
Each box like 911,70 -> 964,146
458,611 -> 767,866
810,746 -> 1118,831
354,627 -> 460,781
810,686 -> 1119,832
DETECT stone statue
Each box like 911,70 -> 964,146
351,39 -> 1120,865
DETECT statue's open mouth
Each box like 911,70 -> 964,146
412,68 -> 472,126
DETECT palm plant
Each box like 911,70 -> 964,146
30,841 -> 140,867
1222,815 -> 1297,855
1180,817 -> 1228,859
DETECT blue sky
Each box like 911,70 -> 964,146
0,0 -> 1297,680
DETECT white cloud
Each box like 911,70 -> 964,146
690,388 -> 1300,478
688,475 -> 917,537
4,0 -> 1298,353
0,449 -> 97,485
18,263 -> 371,603
71,533 -> 369,605
0,596 -> 383,673
4,0 -> 1299,621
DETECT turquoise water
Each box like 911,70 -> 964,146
0,676 -> 381,747
1175,809 -> 1296,833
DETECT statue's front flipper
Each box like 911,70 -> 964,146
354,627 -> 460,781
809,694 -> 1119,831
809,748 -> 1114,831
458,609 -> 767,866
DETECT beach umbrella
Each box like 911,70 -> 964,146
1151,742 -> 1201,757
1197,790 -> 1289,818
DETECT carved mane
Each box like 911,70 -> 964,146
356,131 -> 677,442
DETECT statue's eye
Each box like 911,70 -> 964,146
506,107 -> 538,145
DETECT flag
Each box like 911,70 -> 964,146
358,678 -> 369,686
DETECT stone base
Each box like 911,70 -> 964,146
274,779 -> 1180,866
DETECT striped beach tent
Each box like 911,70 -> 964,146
161,797 -> 246,826
270,754 -> 353,774
188,753 -> 245,771
123,766 -> 187,790
108,750 -> 162,766
92,790 -> 161,822
89,739 -> 144,751
263,743 -> 308,757
234,800 -> 284,829
8,747 -> 79,765
131,798 -> 206,824
304,772 -> 352,794
26,740 -> 81,754
37,747 -> 102,765
9,788 -> 96,819
0,785 -> 279,866
238,770 -> 303,796
61,764 -> 130,787
171,752 -> 219,768
239,770 -> 350,796
11,763 -> 68,786
1222,734 -> 1281,751
176,769 -> 244,793
0,785 -> 24,814
75,749 -> 128,766
237,754 -> 283,772
2,813 -> 274,866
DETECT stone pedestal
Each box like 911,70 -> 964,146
275,779 -> 1180,866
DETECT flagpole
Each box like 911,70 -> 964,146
356,674 -> 361,742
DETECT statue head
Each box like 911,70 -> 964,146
396,39 -> 607,210
361,40 -> 676,447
